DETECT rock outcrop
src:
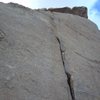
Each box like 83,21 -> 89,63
0,2 -> 100,100
48,6 -> 88,18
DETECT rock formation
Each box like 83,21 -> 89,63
0,2 -> 100,100
48,6 -> 88,18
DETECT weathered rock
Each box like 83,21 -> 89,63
0,2 -> 100,100
48,6 -> 88,18
53,12 -> 100,100
48,7 -> 72,14
72,7 -> 88,18
0,30 -> 5,41
0,2 -> 71,100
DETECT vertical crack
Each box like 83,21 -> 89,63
56,37 -> 75,100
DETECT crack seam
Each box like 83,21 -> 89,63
56,36 -> 75,100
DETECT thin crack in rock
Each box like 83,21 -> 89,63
56,37 -> 75,100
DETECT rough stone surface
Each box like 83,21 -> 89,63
53,13 -> 100,100
0,2 -> 100,100
0,3 -> 71,100
72,7 -> 88,18
48,6 -> 88,18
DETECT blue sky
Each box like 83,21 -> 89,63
93,0 -> 100,12
0,0 -> 100,29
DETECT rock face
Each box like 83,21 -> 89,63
48,6 -> 88,18
0,2 -> 100,100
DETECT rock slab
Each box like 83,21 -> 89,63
0,2 -> 100,100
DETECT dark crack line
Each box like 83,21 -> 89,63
56,37 -> 75,100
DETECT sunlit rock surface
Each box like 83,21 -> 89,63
0,2 -> 100,100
